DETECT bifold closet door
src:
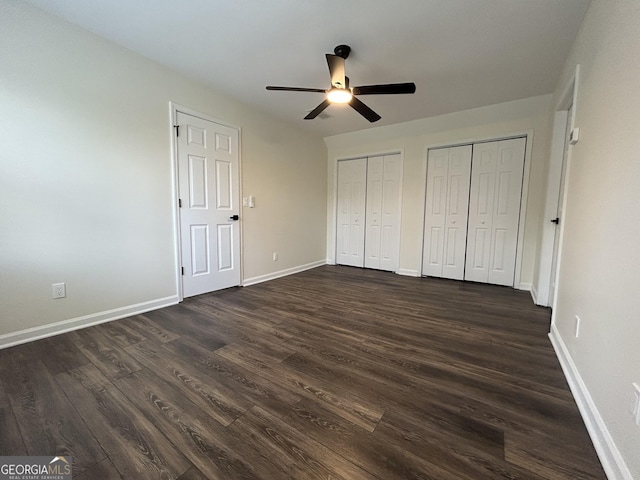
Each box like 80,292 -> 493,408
465,137 -> 526,286
422,145 -> 472,280
364,154 -> 401,271
336,158 -> 367,267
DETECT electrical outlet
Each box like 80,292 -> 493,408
52,283 -> 66,299
632,383 -> 640,426
272,252 -> 278,261
574,315 -> 581,338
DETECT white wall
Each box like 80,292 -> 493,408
0,0 -> 327,343
324,95 -> 553,286
549,1 -> 640,478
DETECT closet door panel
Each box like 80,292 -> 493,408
365,156 -> 383,269
487,137 -> 526,285
338,154 -> 401,272
442,145 -> 472,280
378,154 -> 401,272
422,149 -> 449,277
422,146 -> 471,279
466,138 -> 526,286
465,142 -> 498,283
381,225 -> 394,265
336,158 -> 367,267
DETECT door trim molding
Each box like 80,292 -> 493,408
420,130 -> 534,288
535,64 -> 581,309
169,102 -> 243,301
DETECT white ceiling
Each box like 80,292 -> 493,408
24,0 -> 591,137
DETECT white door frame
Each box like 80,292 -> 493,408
534,65 -> 580,308
420,130 -> 534,289
169,102 -> 243,301
328,150 -> 404,270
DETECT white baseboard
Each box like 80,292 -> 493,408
549,324 -> 632,480
0,259 -> 326,348
242,260 -> 326,287
530,283 -> 539,304
0,295 -> 179,350
517,281 -> 532,291
396,268 -> 420,277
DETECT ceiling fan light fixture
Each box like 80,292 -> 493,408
327,88 -> 352,104
266,45 -> 415,122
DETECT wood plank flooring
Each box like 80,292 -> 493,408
0,265 -> 606,479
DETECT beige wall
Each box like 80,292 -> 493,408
550,0 -> 640,477
0,0 -> 327,341
325,95 -> 553,287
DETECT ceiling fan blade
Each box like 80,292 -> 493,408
304,99 -> 331,120
266,86 -> 326,93
352,82 -> 416,95
326,54 -> 346,89
349,97 -> 381,123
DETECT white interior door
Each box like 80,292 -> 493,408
365,154 -> 401,271
422,146 -> 471,280
336,158 -> 367,267
465,137 -> 526,286
176,111 -> 240,297
549,104 -> 573,305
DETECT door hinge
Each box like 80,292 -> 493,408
178,198 -> 182,208
181,267 -> 184,275
174,125 -> 180,137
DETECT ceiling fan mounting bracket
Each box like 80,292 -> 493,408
333,44 -> 351,59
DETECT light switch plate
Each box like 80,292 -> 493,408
632,383 -> 640,426
569,127 -> 580,145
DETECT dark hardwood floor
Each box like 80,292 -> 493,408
0,265 -> 606,479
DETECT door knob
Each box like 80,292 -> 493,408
550,217 -> 560,224
229,215 -> 239,221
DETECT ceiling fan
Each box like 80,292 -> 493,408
266,45 -> 416,123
